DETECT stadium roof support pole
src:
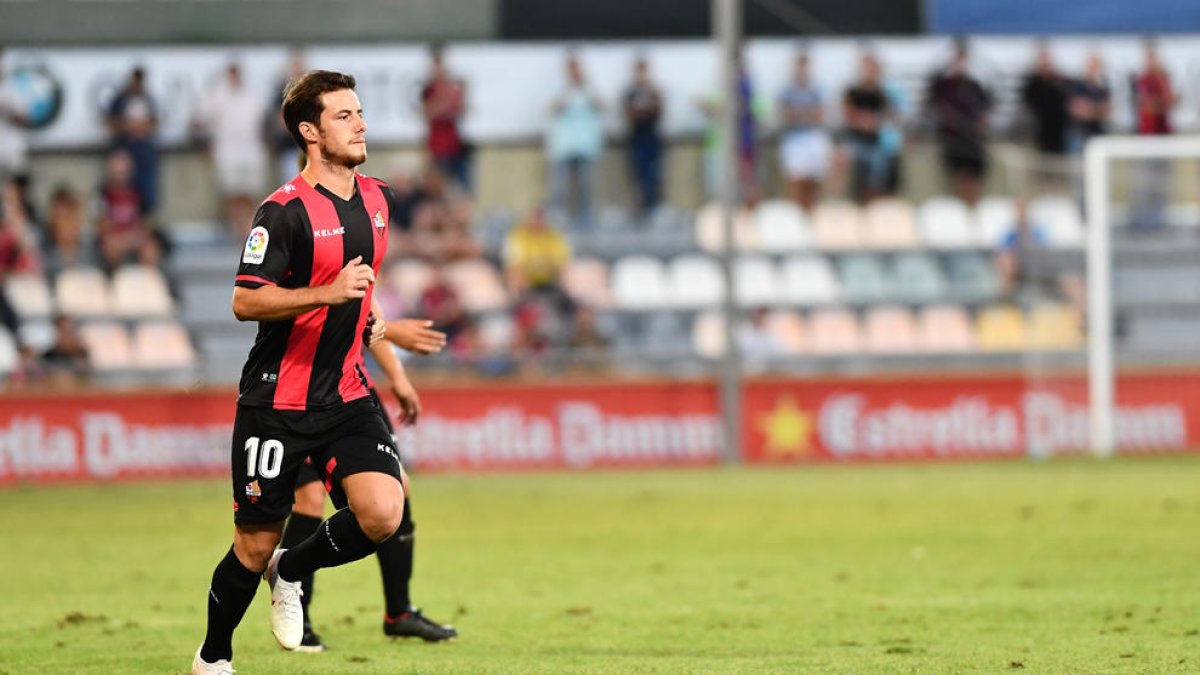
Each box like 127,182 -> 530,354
715,0 -> 743,464
1083,134 -> 1200,458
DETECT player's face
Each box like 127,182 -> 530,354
316,89 -> 368,168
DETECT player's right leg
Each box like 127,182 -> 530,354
194,405 -> 313,670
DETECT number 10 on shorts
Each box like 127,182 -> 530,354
245,437 -> 283,478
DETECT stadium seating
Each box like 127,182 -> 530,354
862,198 -> 919,249
691,310 -> 724,358
754,199 -> 811,251
133,320 -> 197,369
443,258 -> 509,312
695,203 -> 758,252
611,255 -> 669,309
666,254 -> 724,308
765,310 -> 808,354
974,195 -> 1017,247
1027,303 -> 1082,350
839,254 -> 891,304
5,273 -> 54,320
734,256 -> 780,306
388,259 -> 435,309
864,306 -> 920,353
778,255 -> 839,306
79,321 -> 134,370
974,304 -> 1028,352
812,200 -> 865,250
562,257 -> 612,308
892,253 -> 947,304
56,267 -> 112,318
808,308 -> 864,354
917,305 -> 975,352
945,253 -> 1000,303
918,196 -> 976,248
18,321 -> 56,354
1029,195 -> 1084,248
0,328 -> 18,374
112,265 -> 174,318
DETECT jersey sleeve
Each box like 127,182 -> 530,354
235,201 -> 294,288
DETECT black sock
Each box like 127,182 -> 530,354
200,547 -> 261,663
277,508 -> 378,582
378,496 -> 414,617
280,513 -> 322,621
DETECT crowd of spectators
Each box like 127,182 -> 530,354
0,37 -> 1191,382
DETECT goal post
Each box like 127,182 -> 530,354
1083,135 -> 1200,458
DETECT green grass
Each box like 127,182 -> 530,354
1,456 -> 1200,674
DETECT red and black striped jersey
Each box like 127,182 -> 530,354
234,174 -> 395,411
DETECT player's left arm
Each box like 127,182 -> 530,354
368,312 -> 421,426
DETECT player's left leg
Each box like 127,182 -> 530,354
379,494 -> 458,642
281,476 -> 326,652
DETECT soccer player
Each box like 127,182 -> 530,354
283,313 -> 457,651
192,70 -> 410,674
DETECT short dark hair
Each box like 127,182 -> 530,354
281,70 -> 357,153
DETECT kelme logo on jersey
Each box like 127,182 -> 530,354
242,226 -> 269,264
373,210 -> 386,229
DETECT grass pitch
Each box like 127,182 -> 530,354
1,456 -> 1199,674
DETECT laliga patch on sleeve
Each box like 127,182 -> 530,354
243,226 -> 269,264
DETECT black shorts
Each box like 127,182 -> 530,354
231,396 -> 402,524
295,389 -> 396,490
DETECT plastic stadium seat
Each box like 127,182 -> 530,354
478,313 -> 515,351
734,256 -> 780,306
133,320 -> 197,369
839,254 -> 891,304
812,200 -> 865,250
1029,195 -> 1084,248
388,259 -> 434,309
55,266 -> 112,318
975,304 -> 1029,352
892,253 -> 947,304
765,310 -> 808,355
112,265 -> 174,318
18,320 -> 56,354
611,255 -> 668,310
692,310 -> 725,358
779,256 -> 839,305
754,199 -> 811,251
974,195 -> 1017,247
695,202 -> 758,252
443,258 -> 509,312
808,308 -> 863,354
946,253 -> 1000,303
643,311 -> 690,356
5,273 -> 53,319
79,321 -> 134,370
562,258 -> 612,308
918,196 -> 976,249
0,328 -> 17,374
862,198 -> 919,249
1028,303 -> 1083,350
917,305 -> 975,352
666,255 -> 724,309
864,306 -> 919,353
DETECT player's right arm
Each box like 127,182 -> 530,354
232,202 -> 376,322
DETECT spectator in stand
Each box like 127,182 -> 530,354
1020,42 -> 1071,173
106,66 -> 160,214
546,52 -> 604,231
698,48 -> 763,205
1129,38 -> 1177,230
42,185 -> 96,274
737,307 -> 785,373
416,265 -> 470,347
96,149 -> 166,273
840,52 -> 895,205
388,165 -> 478,263
622,55 -> 664,215
566,304 -> 610,371
503,206 -> 571,298
421,43 -> 471,190
1067,51 -> 1111,153
926,39 -> 992,206
994,197 -> 1083,309
777,51 -> 830,211
267,50 -> 308,185
0,178 -> 40,368
0,48 -> 30,189
194,62 -> 268,238
40,313 -> 90,386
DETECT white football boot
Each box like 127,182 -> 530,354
263,548 -> 304,650
191,645 -> 235,674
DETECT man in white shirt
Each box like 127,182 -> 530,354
0,49 -> 30,182
195,62 -> 268,237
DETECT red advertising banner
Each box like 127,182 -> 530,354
0,372 -> 1197,483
